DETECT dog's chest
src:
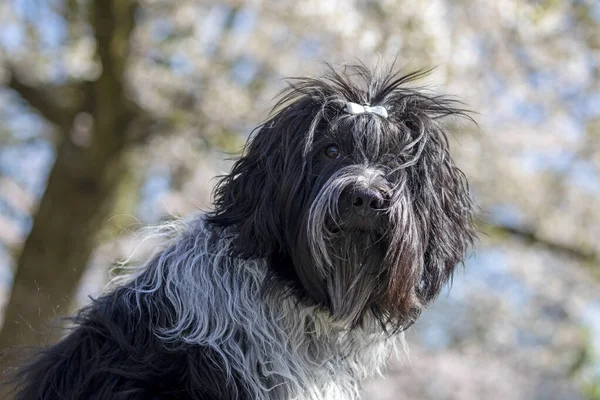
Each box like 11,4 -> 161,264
254,310 -> 398,400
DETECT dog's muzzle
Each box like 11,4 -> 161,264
338,170 -> 389,231
343,187 -> 386,217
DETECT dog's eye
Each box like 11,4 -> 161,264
325,145 -> 340,159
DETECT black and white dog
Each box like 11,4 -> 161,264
12,64 -> 476,399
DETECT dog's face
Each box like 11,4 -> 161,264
208,66 -> 476,330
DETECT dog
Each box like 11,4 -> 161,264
11,64 -> 476,399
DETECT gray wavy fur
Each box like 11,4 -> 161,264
114,219 -> 404,400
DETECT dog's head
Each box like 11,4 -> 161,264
208,64 -> 476,330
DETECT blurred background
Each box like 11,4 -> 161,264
0,0 -> 598,398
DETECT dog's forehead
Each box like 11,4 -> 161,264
323,114 -> 408,156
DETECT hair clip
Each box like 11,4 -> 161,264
344,102 -> 388,118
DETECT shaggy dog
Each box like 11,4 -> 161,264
12,64 -> 476,399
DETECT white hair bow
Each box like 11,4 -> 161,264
343,102 -> 388,118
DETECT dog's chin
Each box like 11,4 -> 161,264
318,226 -> 390,327
297,211 -> 396,327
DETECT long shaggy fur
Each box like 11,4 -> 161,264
9,63 -> 476,400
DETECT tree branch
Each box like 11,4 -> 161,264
483,221 -> 599,268
89,0 -> 139,145
7,67 -> 74,130
90,0 -> 138,89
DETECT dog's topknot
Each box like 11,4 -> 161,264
269,63 -> 472,154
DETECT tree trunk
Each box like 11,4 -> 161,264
0,1 -> 139,376
0,137 -> 127,352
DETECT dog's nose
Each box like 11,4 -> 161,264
350,188 -> 385,215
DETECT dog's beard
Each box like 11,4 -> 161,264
291,167 -> 422,329
324,230 -> 388,325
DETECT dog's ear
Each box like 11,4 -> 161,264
207,98 -> 316,258
413,120 -> 477,304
